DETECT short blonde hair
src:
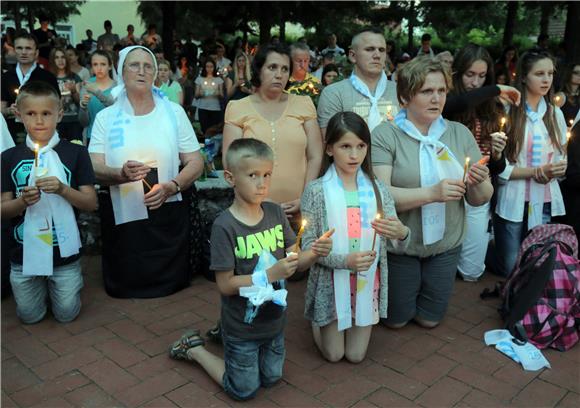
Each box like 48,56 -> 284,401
225,138 -> 273,172
396,56 -> 452,105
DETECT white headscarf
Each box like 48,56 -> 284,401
110,45 -> 159,100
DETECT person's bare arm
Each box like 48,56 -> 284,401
222,123 -> 243,168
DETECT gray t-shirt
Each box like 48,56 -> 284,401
371,120 -> 482,258
317,78 -> 399,129
210,202 -> 296,340
194,76 -> 224,111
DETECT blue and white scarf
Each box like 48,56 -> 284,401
394,109 -> 463,245
350,71 -> 388,132
23,133 -> 81,276
322,164 -> 381,331
525,98 -> 552,229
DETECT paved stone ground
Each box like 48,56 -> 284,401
2,255 -> 579,407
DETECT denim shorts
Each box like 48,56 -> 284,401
222,329 -> 285,401
10,260 -> 83,324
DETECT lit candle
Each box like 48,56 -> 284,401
294,219 -> 307,252
211,81 -> 215,86
499,116 -> 506,133
463,157 -> 471,182
555,95 -> 561,104
371,213 -> 381,251
569,119 -> 574,129
203,81 -> 207,85
14,88 -> 19,96
564,131 -> 571,160
33,143 -> 39,167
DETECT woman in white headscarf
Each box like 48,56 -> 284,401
88,46 -> 204,298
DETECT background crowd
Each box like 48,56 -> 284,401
1,13 -> 579,398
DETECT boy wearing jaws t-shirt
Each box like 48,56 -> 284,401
169,138 -> 333,401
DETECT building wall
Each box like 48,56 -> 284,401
64,0 -> 146,46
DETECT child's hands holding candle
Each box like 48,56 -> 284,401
346,251 -> 376,273
371,216 -> 409,241
35,176 -> 65,195
20,186 -> 41,207
310,228 -> 335,257
268,253 -> 299,281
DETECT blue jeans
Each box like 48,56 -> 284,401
10,260 -> 83,324
222,329 -> 285,401
491,203 -> 552,277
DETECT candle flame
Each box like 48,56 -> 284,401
501,117 -> 506,126
14,88 -> 19,95
567,131 -> 572,141
375,213 -> 381,220
301,219 -> 307,228
570,119 -> 574,126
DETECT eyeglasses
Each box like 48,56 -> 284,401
126,62 -> 155,74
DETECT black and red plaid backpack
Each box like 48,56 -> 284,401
500,224 -> 580,351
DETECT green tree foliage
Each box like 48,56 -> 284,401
3,1 -> 85,31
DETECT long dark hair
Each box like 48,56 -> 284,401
505,48 -> 563,163
450,43 -> 502,141
322,112 -> 383,215
201,58 -> 218,77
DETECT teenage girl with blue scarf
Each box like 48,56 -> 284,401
493,49 -> 568,277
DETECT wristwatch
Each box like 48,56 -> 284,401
170,179 -> 181,194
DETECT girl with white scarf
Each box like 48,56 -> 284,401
302,112 -> 410,363
88,46 -> 204,298
371,58 -> 493,329
493,50 -> 568,277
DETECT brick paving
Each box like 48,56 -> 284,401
2,255 -> 579,407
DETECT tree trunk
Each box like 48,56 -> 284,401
161,1 -> 176,63
564,1 -> 580,63
259,3 -> 272,44
13,4 -> 22,32
407,2 -> 415,53
27,6 -> 35,32
503,1 -> 518,47
279,12 -> 286,43
540,2 -> 552,37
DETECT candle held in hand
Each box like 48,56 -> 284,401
371,213 -> 381,251
499,116 -> 506,133
294,219 -> 307,252
463,157 -> 471,182
33,143 -> 39,167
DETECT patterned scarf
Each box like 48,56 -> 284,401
323,164 -> 380,330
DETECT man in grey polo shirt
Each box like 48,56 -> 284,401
317,27 -> 399,139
